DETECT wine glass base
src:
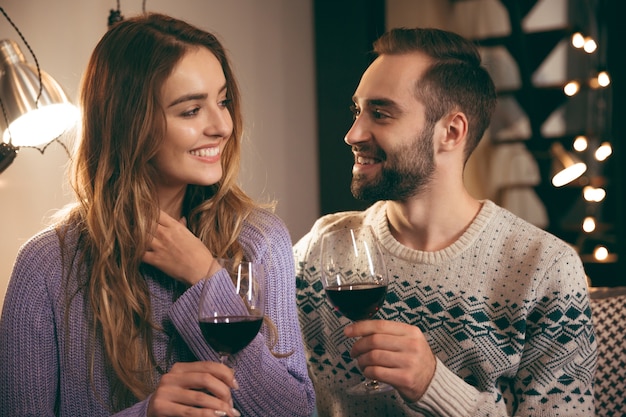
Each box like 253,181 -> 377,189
346,379 -> 394,396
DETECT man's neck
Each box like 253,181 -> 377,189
385,190 -> 482,252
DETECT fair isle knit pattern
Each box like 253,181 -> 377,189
0,208 -> 315,416
294,200 -> 597,417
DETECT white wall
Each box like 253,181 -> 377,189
0,0 -> 318,306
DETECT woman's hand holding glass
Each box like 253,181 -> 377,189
147,361 -> 240,417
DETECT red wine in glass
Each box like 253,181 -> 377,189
325,282 -> 387,321
320,226 -> 394,396
198,260 -> 265,364
199,316 -> 264,356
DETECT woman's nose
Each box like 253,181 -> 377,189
205,107 -> 233,138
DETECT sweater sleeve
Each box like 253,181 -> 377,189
169,211 -> 316,417
0,234 -> 60,416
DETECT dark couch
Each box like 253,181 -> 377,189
589,286 -> 626,416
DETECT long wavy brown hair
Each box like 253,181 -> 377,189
61,13 -> 259,409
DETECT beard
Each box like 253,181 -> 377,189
351,122 -> 436,202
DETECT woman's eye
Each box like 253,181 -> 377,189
219,98 -> 232,108
182,107 -> 200,117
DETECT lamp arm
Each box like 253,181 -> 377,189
0,7 -> 76,169
31,136 -> 72,156
0,7 -> 43,103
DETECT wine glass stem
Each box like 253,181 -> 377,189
220,355 -> 229,366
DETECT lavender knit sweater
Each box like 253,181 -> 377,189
0,208 -> 315,416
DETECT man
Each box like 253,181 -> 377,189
294,27 -> 596,416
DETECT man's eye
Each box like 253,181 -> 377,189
349,104 -> 360,120
372,109 -> 389,120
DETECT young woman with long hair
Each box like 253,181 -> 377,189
0,13 -> 314,417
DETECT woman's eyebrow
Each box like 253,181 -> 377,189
167,84 -> 228,108
167,93 -> 208,108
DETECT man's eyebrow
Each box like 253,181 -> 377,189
353,97 -> 402,113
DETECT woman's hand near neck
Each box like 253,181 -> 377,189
143,208 -> 218,286
143,184 -> 219,285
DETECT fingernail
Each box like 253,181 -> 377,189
232,378 -> 240,390
232,408 -> 241,417
214,411 -> 227,417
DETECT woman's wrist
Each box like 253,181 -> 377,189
203,257 -> 221,279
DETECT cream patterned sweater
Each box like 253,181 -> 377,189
294,200 -> 596,416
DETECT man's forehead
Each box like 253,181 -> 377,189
353,52 -> 429,102
368,53 -> 430,79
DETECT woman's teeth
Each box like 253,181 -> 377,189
190,147 -> 219,157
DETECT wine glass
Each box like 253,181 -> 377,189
320,226 -> 393,396
198,259 -> 265,366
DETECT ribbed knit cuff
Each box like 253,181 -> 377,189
405,358 -> 478,416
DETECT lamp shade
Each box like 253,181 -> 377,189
551,142 -> 587,187
0,39 -> 79,147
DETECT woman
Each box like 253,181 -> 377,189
0,13 -> 315,417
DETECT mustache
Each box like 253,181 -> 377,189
351,145 -> 386,160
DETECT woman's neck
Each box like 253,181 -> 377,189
157,185 -> 187,219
